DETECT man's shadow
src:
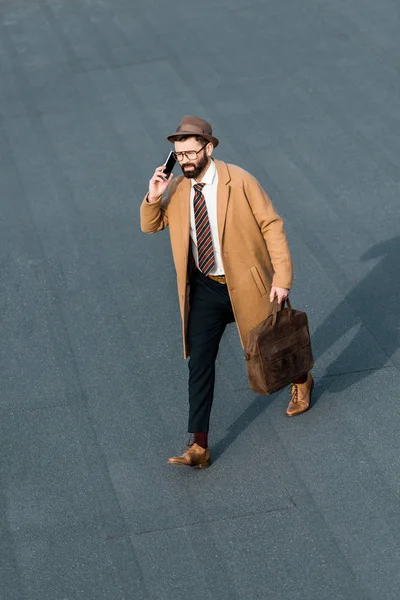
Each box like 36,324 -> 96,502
213,237 -> 400,462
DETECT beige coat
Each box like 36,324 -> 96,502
140,159 -> 293,358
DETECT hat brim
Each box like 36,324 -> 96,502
167,131 -> 219,148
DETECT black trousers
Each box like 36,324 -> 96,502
187,270 -> 235,433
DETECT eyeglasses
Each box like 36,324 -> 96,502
173,142 -> 208,162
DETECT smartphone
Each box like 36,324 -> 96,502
163,151 -> 177,180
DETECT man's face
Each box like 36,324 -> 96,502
174,138 -> 211,179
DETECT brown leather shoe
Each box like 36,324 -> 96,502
286,373 -> 314,417
168,443 -> 210,468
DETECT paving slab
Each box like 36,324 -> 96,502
130,508 -> 368,600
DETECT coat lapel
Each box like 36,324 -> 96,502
215,160 -> 231,246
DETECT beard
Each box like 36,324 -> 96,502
181,152 -> 209,179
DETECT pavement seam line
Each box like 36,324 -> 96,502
106,505 -> 294,540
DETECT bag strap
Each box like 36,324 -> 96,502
268,297 -> 292,326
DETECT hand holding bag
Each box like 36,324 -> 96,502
244,298 -> 314,395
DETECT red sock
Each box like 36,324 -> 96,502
292,373 -> 308,385
194,432 -> 208,449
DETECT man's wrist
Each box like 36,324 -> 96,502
147,193 -> 161,204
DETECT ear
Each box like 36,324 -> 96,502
206,142 -> 214,157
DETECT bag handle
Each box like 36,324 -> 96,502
268,297 -> 292,327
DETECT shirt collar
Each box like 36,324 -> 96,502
191,159 -> 217,187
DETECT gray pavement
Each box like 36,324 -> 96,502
1,0 -> 400,598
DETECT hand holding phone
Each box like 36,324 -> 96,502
162,151 -> 177,180
148,153 -> 176,203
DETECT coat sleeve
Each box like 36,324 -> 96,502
140,193 -> 169,233
140,178 -> 181,233
243,173 -> 293,289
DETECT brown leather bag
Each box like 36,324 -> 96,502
244,299 -> 314,395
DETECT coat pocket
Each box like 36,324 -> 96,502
250,265 -> 268,297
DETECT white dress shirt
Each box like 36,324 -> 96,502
189,160 -> 224,276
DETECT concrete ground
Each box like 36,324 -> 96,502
1,0 -> 400,598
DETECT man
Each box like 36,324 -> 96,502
141,116 -> 313,468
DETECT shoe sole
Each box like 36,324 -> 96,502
168,460 -> 210,468
286,380 -> 314,417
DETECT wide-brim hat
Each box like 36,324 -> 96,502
167,115 -> 219,148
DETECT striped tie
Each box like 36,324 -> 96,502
193,183 -> 215,275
